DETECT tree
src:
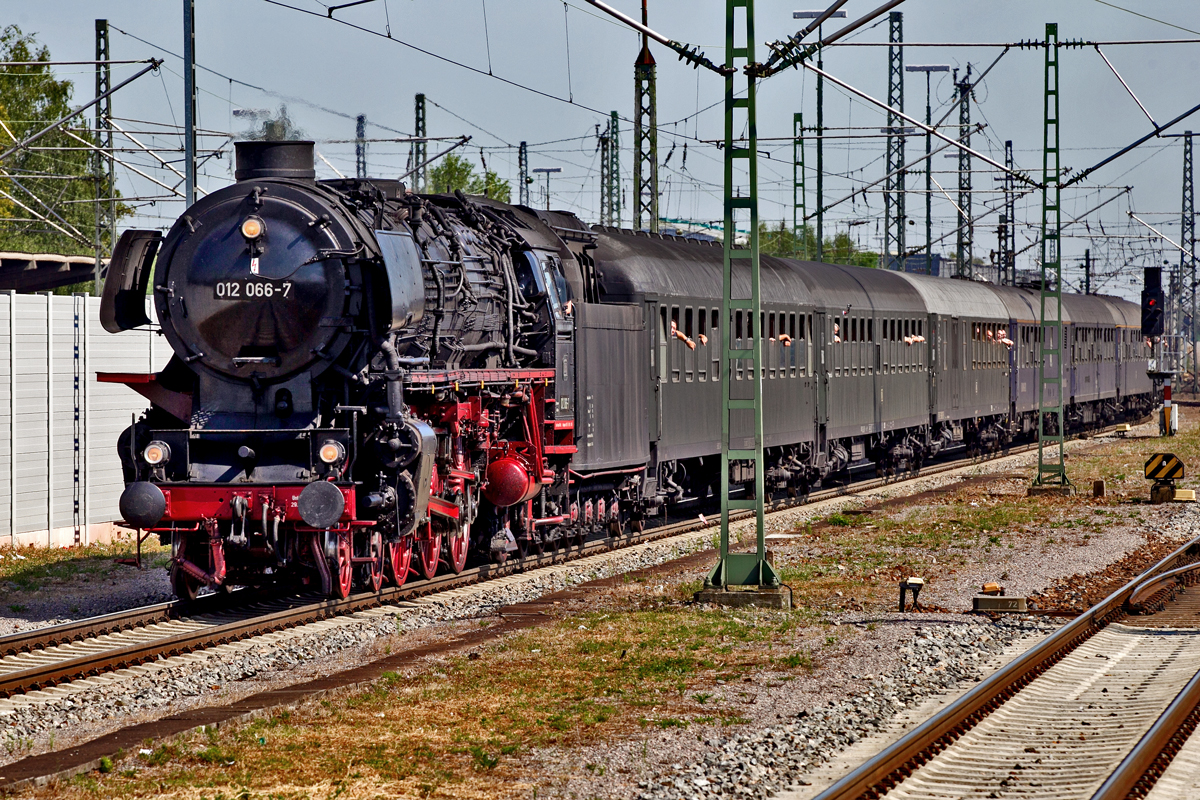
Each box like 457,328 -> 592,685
758,220 -> 879,268
0,25 -> 126,261
427,153 -> 511,202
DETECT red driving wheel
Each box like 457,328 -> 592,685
415,521 -> 441,580
445,517 -> 469,575
333,531 -> 353,599
364,530 -> 384,592
387,534 -> 414,587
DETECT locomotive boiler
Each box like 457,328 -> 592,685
101,139 -> 1154,602
103,140 -> 579,599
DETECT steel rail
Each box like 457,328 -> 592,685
0,422 -> 1136,699
1093,666 -> 1200,800
810,532 -> 1200,800
1126,561 -> 1200,610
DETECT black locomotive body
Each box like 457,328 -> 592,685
100,140 -> 1153,600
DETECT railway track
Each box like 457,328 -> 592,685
809,533 -> 1200,800
0,425 -> 1130,702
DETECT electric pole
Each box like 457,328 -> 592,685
533,167 -> 561,211
599,113 -> 621,226
413,94 -> 427,192
793,112 -> 806,257
1182,131 -> 1195,389
954,64 -> 973,278
1083,248 -> 1091,295
907,64 -> 949,275
1033,23 -> 1070,492
355,114 -> 367,179
183,0 -> 196,206
518,141 -> 530,206
883,11 -> 904,270
633,0 -> 658,232
1004,140 -> 1017,285
94,19 -> 114,294
794,10 -> 843,260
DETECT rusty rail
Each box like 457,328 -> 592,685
811,533 -> 1200,800
1092,665 -> 1200,800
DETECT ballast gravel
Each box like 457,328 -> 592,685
634,617 -> 1061,800
0,529 -> 718,767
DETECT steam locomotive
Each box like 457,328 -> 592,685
100,140 -> 1153,601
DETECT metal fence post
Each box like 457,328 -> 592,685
45,292 -> 53,545
8,291 -> 13,546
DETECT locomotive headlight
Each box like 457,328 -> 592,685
143,441 -> 171,466
240,216 -> 264,240
318,440 -> 345,464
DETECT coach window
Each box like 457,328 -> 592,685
760,312 -> 768,380
892,319 -> 899,374
895,318 -> 901,373
782,314 -> 790,374
734,311 -> 744,380
698,309 -> 708,382
788,313 -> 798,376
658,306 -> 668,382
684,307 -> 695,383
867,318 -> 875,374
918,320 -> 925,370
710,309 -> 720,382
850,318 -> 858,384
670,306 -> 682,382
777,312 -> 786,376
767,313 -> 776,379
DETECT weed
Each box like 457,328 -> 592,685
7,604 -> 24,613
98,756 -> 113,774
692,693 -> 712,705
194,745 -> 229,764
655,718 -> 688,729
468,745 -> 498,770
779,652 -> 816,672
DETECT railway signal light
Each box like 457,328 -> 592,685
1141,292 -> 1164,337
1142,267 -> 1164,337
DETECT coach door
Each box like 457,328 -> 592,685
815,311 -> 829,428
929,315 -> 939,415
649,300 -> 663,442
951,318 -> 961,410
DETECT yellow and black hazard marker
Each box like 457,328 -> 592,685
1145,453 -> 1185,481
1146,453 -> 1194,503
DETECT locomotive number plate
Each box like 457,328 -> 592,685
213,280 -> 293,300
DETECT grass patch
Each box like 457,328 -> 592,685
0,539 -> 170,594
54,605 -> 826,798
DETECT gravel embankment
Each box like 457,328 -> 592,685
633,617 -> 1059,800
0,530 -> 717,768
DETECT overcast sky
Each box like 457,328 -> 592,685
9,0 -> 1200,299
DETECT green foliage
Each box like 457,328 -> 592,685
758,219 -> 880,268
0,26 -> 128,256
427,153 -> 511,202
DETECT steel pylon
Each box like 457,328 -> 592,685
1034,23 -> 1071,489
706,0 -> 779,591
